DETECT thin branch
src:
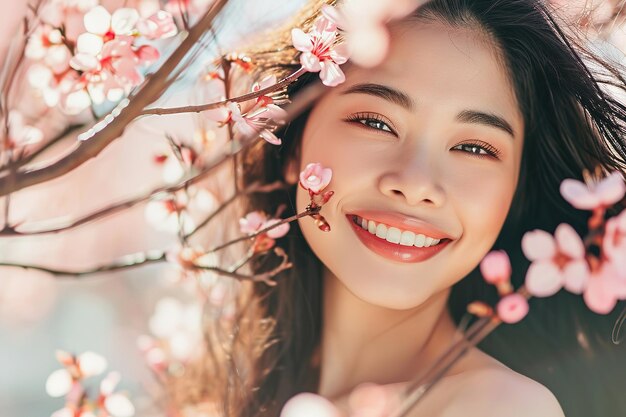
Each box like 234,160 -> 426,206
0,0 -> 230,197
0,124 -> 84,173
0,252 -> 166,276
140,67 -> 307,116
185,180 -> 290,239
0,244 -> 292,285
207,205 -> 321,253
391,288 -> 532,417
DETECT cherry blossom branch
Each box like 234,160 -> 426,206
0,245 -> 291,285
184,180 -> 290,239
0,124 -> 85,173
0,174 -> 287,236
391,288 -> 531,417
207,204 -> 321,253
139,67 -> 308,116
0,0 -> 230,197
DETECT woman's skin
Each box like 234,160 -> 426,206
284,20 -> 564,416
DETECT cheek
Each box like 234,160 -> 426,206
448,164 -> 518,239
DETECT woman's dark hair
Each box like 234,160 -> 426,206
217,1 -> 626,416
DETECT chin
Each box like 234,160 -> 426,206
334,268 -> 440,310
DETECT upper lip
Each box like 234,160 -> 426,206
347,209 -> 457,240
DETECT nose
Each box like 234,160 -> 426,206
377,153 -> 446,207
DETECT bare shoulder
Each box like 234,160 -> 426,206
440,365 -> 565,417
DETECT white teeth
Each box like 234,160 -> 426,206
400,230 -> 415,246
414,234 -> 426,247
385,227 -> 402,244
353,215 -> 443,248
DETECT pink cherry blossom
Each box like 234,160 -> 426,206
496,293 -> 529,324
39,0 -> 98,41
603,208 -> 626,277
280,393 -> 341,417
583,262 -> 621,314
226,101 -> 287,145
239,211 -> 267,234
560,171 -> 626,210
321,1 -> 423,68
46,350 -> 108,398
522,223 -> 590,297
479,250 -> 512,285
136,11 -> 178,40
239,211 -> 290,239
5,111 -> 43,150
25,25 -> 71,74
291,16 -> 349,87
299,163 -> 333,194
147,297 -> 203,362
99,372 -> 135,417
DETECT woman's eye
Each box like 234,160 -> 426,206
451,142 -> 501,159
344,113 -> 397,135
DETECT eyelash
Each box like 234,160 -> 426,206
344,113 -> 501,159
344,112 -> 397,135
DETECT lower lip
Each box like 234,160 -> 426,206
346,215 -> 452,263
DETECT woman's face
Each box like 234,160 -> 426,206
288,20 -> 525,309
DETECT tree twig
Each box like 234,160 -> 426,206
0,0 -> 230,197
140,67 -> 307,116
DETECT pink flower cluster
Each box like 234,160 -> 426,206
319,0 -> 421,68
239,210 -> 290,253
523,171 -> 626,314
46,350 -> 134,417
26,2 -> 178,114
477,251 -> 530,324
291,14 -> 349,87
299,162 -> 334,232
225,75 -> 288,145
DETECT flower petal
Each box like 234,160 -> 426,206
105,393 -> 135,417
291,28 -> 313,53
264,219 -> 290,239
554,223 -> 585,259
100,371 -> 121,396
479,250 -> 512,285
524,261 -> 563,297
70,53 -> 100,72
496,293 -> 529,324
84,6 -> 112,36
330,43 -> 350,65
560,178 -> 599,210
281,393 -> 341,417
562,260 -> 589,294
583,275 -> 618,314
521,229 -> 556,261
300,52 -> 321,72
78,351 -> 108,377
319,61 -> 345,87
596,171 -> 626,206
260,129 -> 282,145
76,33 -> 104,55
111,8 -> 140,35
45,369 -> 72,397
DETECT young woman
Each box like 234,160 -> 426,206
203,1 -> 626,416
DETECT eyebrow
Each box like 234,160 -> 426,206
341,83 -> 516,139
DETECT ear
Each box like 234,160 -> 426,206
283,157 -> 300,185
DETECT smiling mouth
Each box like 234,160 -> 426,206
346,214 -> 452,263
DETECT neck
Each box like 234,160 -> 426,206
316,266 -> 459,400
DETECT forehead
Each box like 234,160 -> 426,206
339,20 -> 523,137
